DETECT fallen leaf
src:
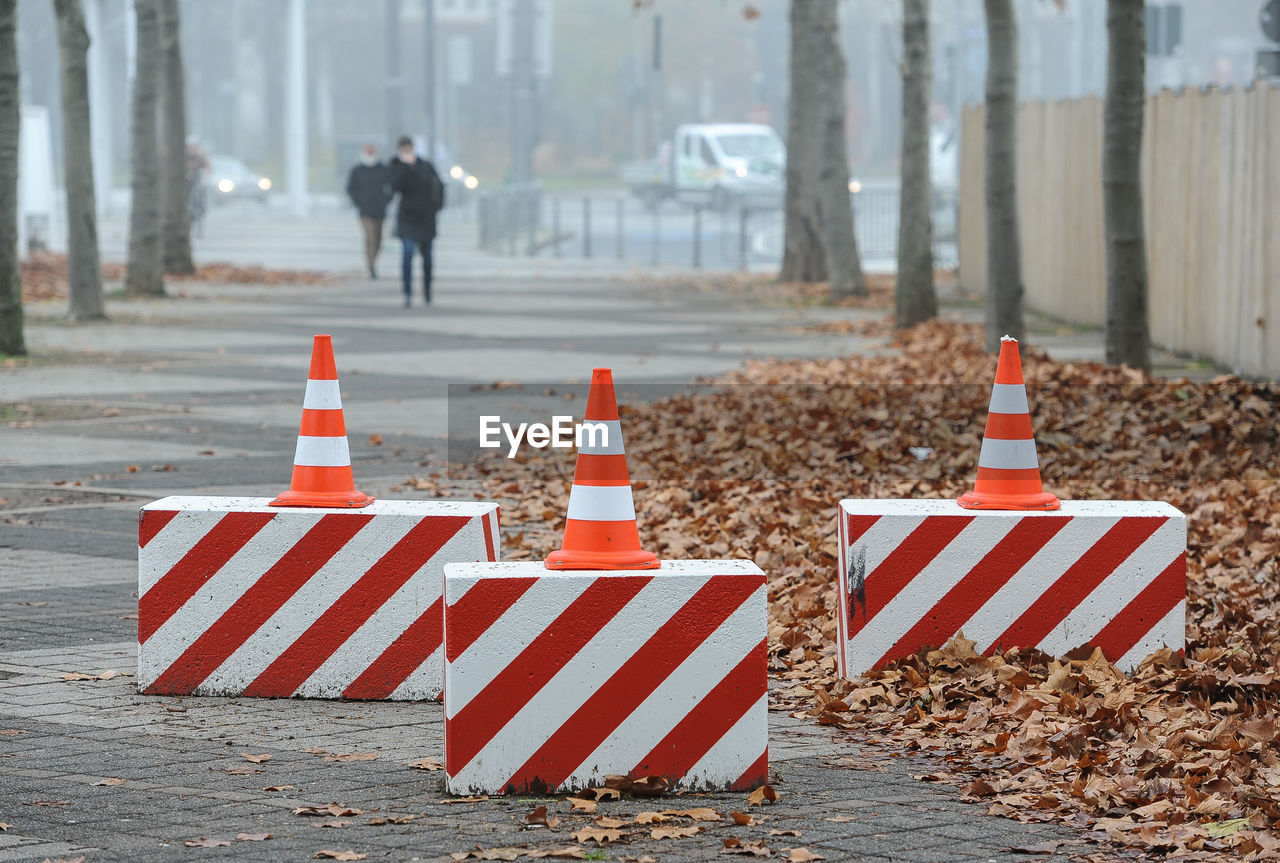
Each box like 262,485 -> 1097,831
525,805 -> 560,829
823,816 -> 854,823
527,848 -> 588,859
263,785 -> 294,792
566,797 -> 597,814
184,838 -> 232,848
1206,818 -> 1251,839
731,810 -> 763,826
769,829 -> 802,837
323,752 -> 378,763
368,434 -> 384,446
785,849 -> 823,862
367,814 -> 415,825
314,852 -> 366,861
23,801 -> 70,807
219,767 -> 262,776
0,730 -> 24,736
441,795 -> 490,804
318,820 -> 349,829
632,812 -> 666,824
60,673 -> 97,681
628,775 -> 669,797
236,833 -> 272,841
450,850 -> 522,862
93,778 -> 126,786
408,757 -> 443,771
747,785 -> 778,807
579,787 -> 621,802
302,748 -> 331,755
594,816 -> 629,828
571,827 -> 623,845
241,753 -> 272,764
0,822 -> 9,831
721,836 -> 772,857
651,825 -> 702,840
294,804 -> 364,817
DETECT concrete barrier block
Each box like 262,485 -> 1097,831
138,496 -> 499,699
837,499 -> 1185,675
442,560 -> 768,795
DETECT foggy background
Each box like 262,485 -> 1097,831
13,0 -> 1273,200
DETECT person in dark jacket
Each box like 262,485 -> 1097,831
346,143 -> 393,279
388,135 -> 445,306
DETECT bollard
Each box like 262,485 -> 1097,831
692,207 -> 702,269
583,196 -> 592,259
442,368 -> 767,795
834,337 -> 1185,676
738,206 -> 749,271
136,334 -> 501,700
616,197 -> 625,260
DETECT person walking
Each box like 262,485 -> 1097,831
346,143 -> 392,279
388,135 -> 445,307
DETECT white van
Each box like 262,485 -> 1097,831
671,123 -> 785,209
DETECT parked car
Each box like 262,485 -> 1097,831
206,155 -> 272,204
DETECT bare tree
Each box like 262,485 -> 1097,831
1103,0 -> 1151,371
897,0 -> 936,327
0,0 -> 23,355
159,0 -> 193,275
55,0 -> 105,321
126,0 -> 164,297
780,0 -> 866,298
982,0 -> 1024,350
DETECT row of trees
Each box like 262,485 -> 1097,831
781,0 -> 1153,371
0,0 -> 193,356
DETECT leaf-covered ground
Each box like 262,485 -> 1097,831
19,251 -> 330,301
409,320 -> 1280,860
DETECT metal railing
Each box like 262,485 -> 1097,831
474,185 -> 958,271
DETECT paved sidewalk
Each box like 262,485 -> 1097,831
0,239 -> 1131,861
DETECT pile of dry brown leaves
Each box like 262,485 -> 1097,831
410,320 -> 1279,860
19,251 -> 330,301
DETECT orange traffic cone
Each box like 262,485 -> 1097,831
957,335 -> 1060,511
544,368 -> 659,570
271,334 -> 375,508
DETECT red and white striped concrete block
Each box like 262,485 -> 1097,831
442,560 -> 768,795
137,496 -> 499,700
836,499 -> 1185,675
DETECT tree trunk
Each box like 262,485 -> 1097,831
159,0 -> 193,275
814,0 -> 866,299
0,0 -> 23,355
1103,0 -> 1151,371
125,0 -> 164,298
897,0 -> 936,327
982,0 -> 1024,351
55,0 -> 105,322
780,0 -> 826,283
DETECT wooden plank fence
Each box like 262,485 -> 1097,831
959,81 -> 1279,378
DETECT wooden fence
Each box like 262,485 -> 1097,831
958,82 -> 1280,378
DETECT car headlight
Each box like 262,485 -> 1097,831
463,175 -> 479,190
449,165 -> 464,180
217,178 -> 234,193
734,165 -> 748,178
257,177 -> 271,191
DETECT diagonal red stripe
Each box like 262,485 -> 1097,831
342,597 -> 443,700
874,517 -> 1070,669
502,578 -> 761,793
989,517 -> 1169,652
845,513 -> 880,542
242,515 -> 471,697
847,515 -> 973,639
481,510 -> 497,562
446,575 -> 654,777
143,514 -> 372,695
138,511 -> 276,644
630,637 -> 767,787
731,749 -> 769,791
445,576 -> 538,662
1086,555 -> 1185,664
138,509 -> 179,549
